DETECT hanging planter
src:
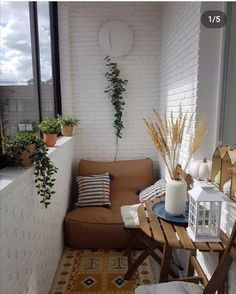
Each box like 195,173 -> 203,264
15,143 -> 36,168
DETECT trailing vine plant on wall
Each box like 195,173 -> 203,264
104,56 -> 128,161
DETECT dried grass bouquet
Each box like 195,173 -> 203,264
144,105 -> 207,180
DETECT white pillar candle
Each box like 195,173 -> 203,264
165,179 -> 187,216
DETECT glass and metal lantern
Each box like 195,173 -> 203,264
187,185 -> 223,242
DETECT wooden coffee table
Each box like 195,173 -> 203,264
137,196 -> 228,287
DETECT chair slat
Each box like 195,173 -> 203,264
137,205 -> 152,237
207,242 -> 224,251
160,220 -> 180,248
174,226 -> 195,250
229,247 -> 236,261
194,241 -> 210,251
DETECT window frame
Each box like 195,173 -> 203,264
0,1 -> 62,167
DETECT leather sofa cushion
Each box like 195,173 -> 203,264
79,159 -> 154,196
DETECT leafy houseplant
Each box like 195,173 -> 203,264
3,133 -> 58,208
38,118 -> 61,147
104,56 -> 128,161
57,115 -> 80,136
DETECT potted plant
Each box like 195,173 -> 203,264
57,115 -> 80,136
38,117 -> 60,147
3,133 -> 58,208
144,105 -> 207,215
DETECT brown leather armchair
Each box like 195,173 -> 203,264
65,158 -> 154,249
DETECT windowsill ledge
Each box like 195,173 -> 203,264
0,136 -> 73,194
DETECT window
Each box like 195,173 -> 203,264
0,2 -> 61,160
219,3 -> 236,147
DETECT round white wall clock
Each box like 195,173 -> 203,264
98,20 -> 133,57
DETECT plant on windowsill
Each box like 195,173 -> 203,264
57,115 -> 80,137
3,133 -> 58,208
38,117 -> 61,147
104,56 -> 128,161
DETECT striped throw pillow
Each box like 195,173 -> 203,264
139,178 -> 166,203
76,173 -> 111,208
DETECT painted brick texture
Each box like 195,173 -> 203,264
159,2 -> 201,172
0,138 -> 74,294
58,2 -> 161,171
158,4 -> 236,293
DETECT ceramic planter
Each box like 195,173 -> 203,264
61,126 -> 74,136
165,179 -> 187,216
43,134 -> 57,147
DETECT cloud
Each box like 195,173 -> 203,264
0,1 -> 52,84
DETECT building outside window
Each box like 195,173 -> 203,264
0,1 -> 61,162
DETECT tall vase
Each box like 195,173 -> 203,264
165,179 -> 187,216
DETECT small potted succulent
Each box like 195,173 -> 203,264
57,115 -> 80,136
3,133 -> 58,208
38,117 -> 61,147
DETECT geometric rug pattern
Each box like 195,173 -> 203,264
49,248 -> 154,294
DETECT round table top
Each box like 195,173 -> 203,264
137,196 -> 227,252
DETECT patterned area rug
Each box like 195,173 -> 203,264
50,248 -> 154,294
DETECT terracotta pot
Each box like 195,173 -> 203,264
43,134 -> 57,147
61,126 -> 74,136
15,144 -> 35,168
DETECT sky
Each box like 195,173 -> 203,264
0,1 -> 52,85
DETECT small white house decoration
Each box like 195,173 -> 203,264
187,185 -> 223,242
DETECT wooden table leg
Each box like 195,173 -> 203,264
124,249 -> 151,280
159,244 -> 172,283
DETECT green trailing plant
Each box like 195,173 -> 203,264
3,133 -> 58,208
57,115 -> 80,127
104,56 -> 128,161
38,117 -> 61,134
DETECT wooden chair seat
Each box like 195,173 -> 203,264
135,281 -> 203,294
135,221 -> 236,294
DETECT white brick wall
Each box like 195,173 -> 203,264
0,137 -> 73,294
158,4 -> 236,292
58,2 -> 236,292
159,2 -> 201,173
58,2 -> 161,171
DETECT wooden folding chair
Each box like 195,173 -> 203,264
135,221 -> 236,294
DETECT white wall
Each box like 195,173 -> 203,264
58,2 -> 161,171
195,1 -> 226,159
58,2 -> 236,292
158,3 -> 236,293
0,138 -> 73,294
159,2 -> 201,174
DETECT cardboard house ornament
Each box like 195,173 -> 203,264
231,164 -> 236,202
211,146 -> 231,187
221,150 -> 236,189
